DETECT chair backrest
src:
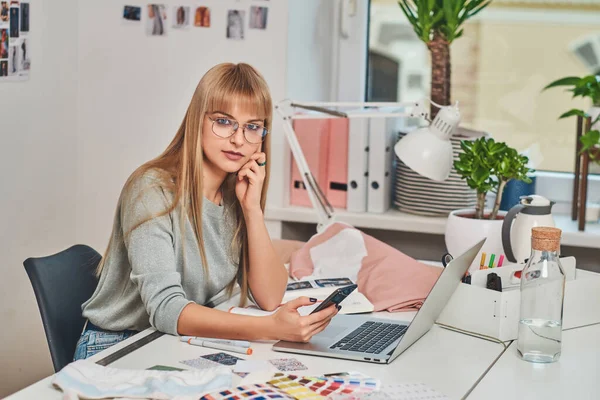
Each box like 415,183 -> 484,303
24,244 -> 101,371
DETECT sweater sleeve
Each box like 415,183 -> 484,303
121,175 -> 193,335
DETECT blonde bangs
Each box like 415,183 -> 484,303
206,65 -> 273,126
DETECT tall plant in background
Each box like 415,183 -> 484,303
398,0 -> 491,118
543,75 -> 600,164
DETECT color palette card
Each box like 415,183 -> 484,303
267,374 -> 325,399
267,373 -> 380,399
199,382 -> 295,400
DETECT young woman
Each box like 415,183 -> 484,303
74,63 -> 338,360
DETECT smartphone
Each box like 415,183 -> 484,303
310,284 -> 357,314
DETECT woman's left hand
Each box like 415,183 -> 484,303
235,152 -> 266,213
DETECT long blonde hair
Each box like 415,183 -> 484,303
97,63 -> 272,307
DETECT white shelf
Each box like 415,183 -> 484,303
265,206 -> 600,249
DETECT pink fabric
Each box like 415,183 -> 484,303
289,223 -> 442,312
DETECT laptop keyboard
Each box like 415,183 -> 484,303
330,321 -> 408,354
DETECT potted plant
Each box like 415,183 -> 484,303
543,75 -> 600,165
398,0 -> 491,118
394,0 -> 492,218
445,137 -> 533,269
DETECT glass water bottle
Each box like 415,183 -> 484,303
517,227 -> 565,363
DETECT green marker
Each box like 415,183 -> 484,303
489,254 -> 495,268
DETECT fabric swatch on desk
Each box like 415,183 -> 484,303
202,352 -> 244,366
269,358 -> 308,372
267,374 -> 324,399
180,356 -> 221,370
200,382 -> 296,400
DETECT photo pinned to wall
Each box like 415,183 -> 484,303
1,0 -> 28,81
249,6 -> 268,30
194,6 -> 210,28
8,44 -> 17,75
146,4 -> 167,36
9,3 -> 18,39
173,6 -> 190,29
123,5 -> 141,22
20,1 -> 28,32
20,37 -> 30,71
226,10 -> 245,40
0,28 -> 7,58
0,2 -> 8,25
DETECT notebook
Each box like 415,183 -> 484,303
228,278 -> 374,316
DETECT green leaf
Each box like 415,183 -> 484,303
543,76 -> 581,90
472,166 -> 490,185
580,130 -> 600,152
559,109 -> 588,119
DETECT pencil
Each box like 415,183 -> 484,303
480,252 -> 486,270
489,254 -> 495,268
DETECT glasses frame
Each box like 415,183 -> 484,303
207,115 -> 268,144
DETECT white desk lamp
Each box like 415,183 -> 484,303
275,99 -> 461,231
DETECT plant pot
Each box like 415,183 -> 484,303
445,208 -> 508,272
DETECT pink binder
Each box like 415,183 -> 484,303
326,118 -> 349,209
290,117 -> 330,207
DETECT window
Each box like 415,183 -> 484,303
366,0 -> 600,174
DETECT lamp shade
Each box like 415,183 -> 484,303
394,126 -> 454,182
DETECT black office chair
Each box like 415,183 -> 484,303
24,245 -> 101,372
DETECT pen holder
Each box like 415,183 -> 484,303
436,257 -> 600,342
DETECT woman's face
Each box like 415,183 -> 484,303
201,101 -> 263,175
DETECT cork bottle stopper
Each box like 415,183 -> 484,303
531,227 -> 562,252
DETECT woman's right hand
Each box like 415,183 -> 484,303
268,297 -> 339,343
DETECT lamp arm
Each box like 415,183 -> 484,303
276,102 -> 335,231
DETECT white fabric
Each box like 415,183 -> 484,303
308,228 -> 367,282
52,360 -> 232,400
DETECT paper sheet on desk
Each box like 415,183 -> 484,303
330,383 -> 450,399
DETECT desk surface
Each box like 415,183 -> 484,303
8,315 -> 507,400
469,323 -> 600,400
10,271 -> 599,400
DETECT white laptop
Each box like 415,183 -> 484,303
272,239 -> 485,364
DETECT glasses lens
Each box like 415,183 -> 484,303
212,117 -> 235,138
244,124 -> 267,144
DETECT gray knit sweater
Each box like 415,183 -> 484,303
82,170 -> 239,335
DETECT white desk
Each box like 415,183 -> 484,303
10,270 -> 599,400
7,314 -> 507,400
468,323 -> 600,400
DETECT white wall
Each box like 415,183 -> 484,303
1,0 -> 289,395
286,0 -> 335,102
0,0 -> 79,396
76,1 -> 289,250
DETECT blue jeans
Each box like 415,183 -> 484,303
73,321 -> 138,361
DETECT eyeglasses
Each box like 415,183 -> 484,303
207,115 -> 268,144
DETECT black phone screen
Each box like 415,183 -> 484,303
310,284 -> 357,314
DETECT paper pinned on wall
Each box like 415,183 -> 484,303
194,6 -> 210,27
123,6 -> 141,22
226,10 -> 245,40
146,4 -> 167,36
1,1 -> 30,81
249,6 -> 268,30
172,6 -> 190,29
